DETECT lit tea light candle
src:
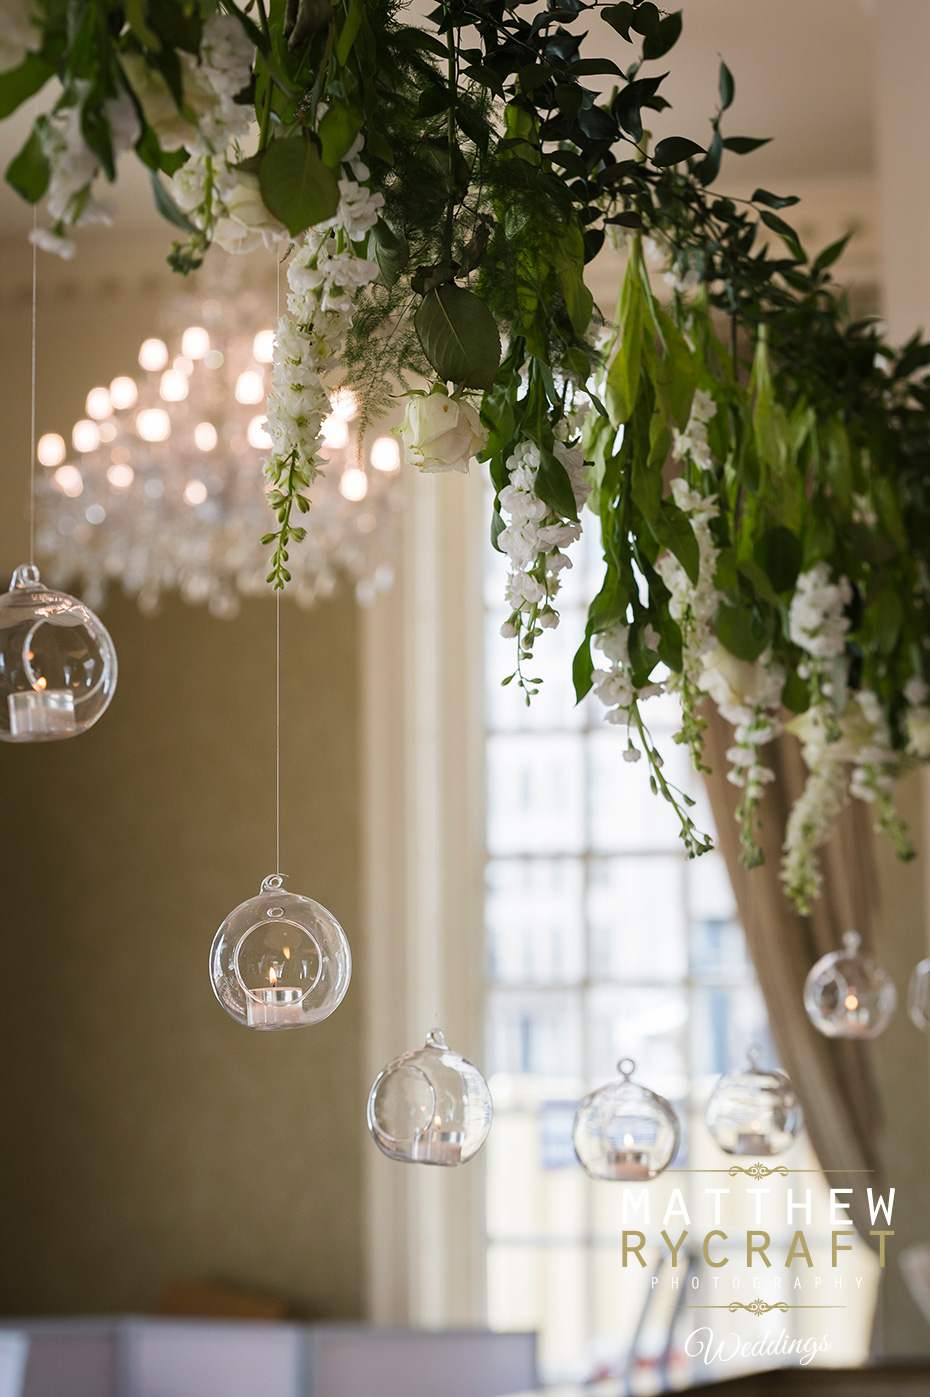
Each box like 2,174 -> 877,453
246,966 -> 304,1027
411,1117 -> 464,1165
607,1132 -> 651,1180
8,685 -> 76,738
736,1120 -> 771,1155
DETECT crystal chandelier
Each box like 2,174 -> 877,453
35,296 -> 401,620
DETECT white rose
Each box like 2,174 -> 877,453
398,390 -> 487,474
213,172 -> 284,254
698,644 -> 783,723
787,698 -> 875,764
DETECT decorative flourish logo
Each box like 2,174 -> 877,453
728,1300 -> 790,1318
727,1163 -> 790,1179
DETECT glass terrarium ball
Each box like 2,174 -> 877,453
803,931 -> 897,1039
908,959 -> 930,1032
0,563 -> 117,742
367,1028 -> 493,1166
209,874 -> 351,1030
573,1059 -> 680,1181
705,1045 -> 803,1157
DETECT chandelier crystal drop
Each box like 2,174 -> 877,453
704,1045 -> 803,1157
36,300 -> 400,620
367,1028 -> 493,1166
209,875 -> 352,1030
0,563 -> 117,742
572,1058 -> 680,1181
803,931 -> 897,1039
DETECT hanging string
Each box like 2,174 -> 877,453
29,203 -> 37,564
274,248 -> 282,876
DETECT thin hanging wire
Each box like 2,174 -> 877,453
29,203 -> 37,564
274,249 -> 281,876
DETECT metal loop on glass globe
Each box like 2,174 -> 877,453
366,1027 -> 493,1167
803,931 -> 897,1039
209,874 -> 351,1030
908,959 -> 930,1032
705,1044 -> 803,1157
0,563 -> 117,742
572,1058 -> 680,1181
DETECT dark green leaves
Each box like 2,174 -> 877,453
414,284 -> 501,390
653,499 -> 699,584
643,11 -> 682,61
752,187 -> 800,210
759,209 -> 804,260
258,136 -> 339,236
718,60 -> 735,111
712,598 -> 771,663
0,53 -> 55,120
653,136 -> 704,166
149,171 -> 196,231
614,73 -> 667,142
368,219 -> 409,287
534,446 -> 578,521
6,126 -> 49,202
722,135 -> 771,154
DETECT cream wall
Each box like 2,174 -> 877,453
0,234 -> 366,1317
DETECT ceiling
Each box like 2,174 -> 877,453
0,0 -> 877,242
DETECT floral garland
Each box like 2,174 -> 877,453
3,0 -> 930,914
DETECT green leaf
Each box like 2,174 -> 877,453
414,284 -> 501,390
149,170 -> 197,231
654,307 -> 699,428
752,187 -> 800,210
368,218 -> 409,288
782,670 -> 810,714
653,136 -> 704,166
643,11 -> 682,60
653,497 -> 699,584
318,100 -> 364,168
605,254 -> 644,423
867,587 -> 904,656
602,2 -> 636,41
754,526 -> 802,593
335,0 -> 363,62
0,52 -> 54,119
759,209 -> 805,260
712,599 -> 771,663
813,233 -> 851,274
535,446 -> 578,522
718,60 -> 735,111
6,126 -> 49,202
258,135 -> 339,236
722,135 -> 771,154
736,557 -> 779,608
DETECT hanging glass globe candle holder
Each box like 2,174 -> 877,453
705,1045 -> 803,1156
209,875 -> 351,1030
908,959 -> 930,1032
572,1059 -> 680,1181
803,931 -> 896,1039
0,563 -> 117,741
367,1028 -> 493,1166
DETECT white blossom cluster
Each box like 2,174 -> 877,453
788,562 -> 852,660
698,644 -> 783,805
905,675 -> 930,759
0,0 -> 41,74
780,758 -> 848,914
265,140 -> 382,478
671,387 -> 715,472
591,621 -> 663,760
498,435 -> 588,643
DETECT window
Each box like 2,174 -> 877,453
482,515 -> 877,1383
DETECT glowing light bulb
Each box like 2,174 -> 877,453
139,337 -> 169,372
623,1133 -> 634,1148
107,463 -> 134,489
253,329 -> 275,363
136,408 -> 171,442
85,386 -> 112,420
37,433 -> 65,467
173,355 -> 194,378
98,422 -> 117,443
109,376 -> 138,410
194,422 -> 218,452
54,465 -> 83,497
321,416 -> 350,449
160,369 -> 188,402
183,479 -> 208,506
248,416 -> 272,450
340,467 -> 368,501
235,369 -> 264,404
370,435 -> 401,472
181,325 -> 210,359
72,419 -> 100,453
329,388 -> 358,421
845,993 -> 859,1012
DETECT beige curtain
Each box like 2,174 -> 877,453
701,706 -> 884,1243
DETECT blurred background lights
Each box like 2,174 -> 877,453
370,436 -> 401,472
138,338 -> 168,372
194,422 -> 218,452
329,388 -> 358,421
252,329 -> 275,363
54,464 -> 83,497
72,420 -> 100,454
248,416 -> 272,450
136,408 -> 171,442
85,504 -> 106,525
235,369 -> 264,405
85,387 -> 112,420
106,463 -> 134,490
183,479 -> 208,506
181,326 -> 210,360
109,376 -> 138,410
340,468 -> 368,502
160,369 -> 189,402
321,416 -> 350,449
37,433 -> 65,468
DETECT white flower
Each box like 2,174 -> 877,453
121,53 -> 210,152
789,562 -> 852,659
213,172 -> 285,254
398,391 -> 486,474
0,0 -> 42,74
698,645 -> 784,727
28,225 -> 75,259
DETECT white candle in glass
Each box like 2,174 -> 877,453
736,1120 -> 771,1155
246,967 -> 304,1027
607,1132 -> 651,1180
8,685 -> 76,737
411,1118 -> 464,1165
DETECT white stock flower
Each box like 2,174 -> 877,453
213,172 -> 285,254
698,645 -> 783,727
789,562 -> 852,659
398,391 -> 486,474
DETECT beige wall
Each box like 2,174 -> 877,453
0,233 -> 366,1317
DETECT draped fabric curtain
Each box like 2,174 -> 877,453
700,706 -> 884,1244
